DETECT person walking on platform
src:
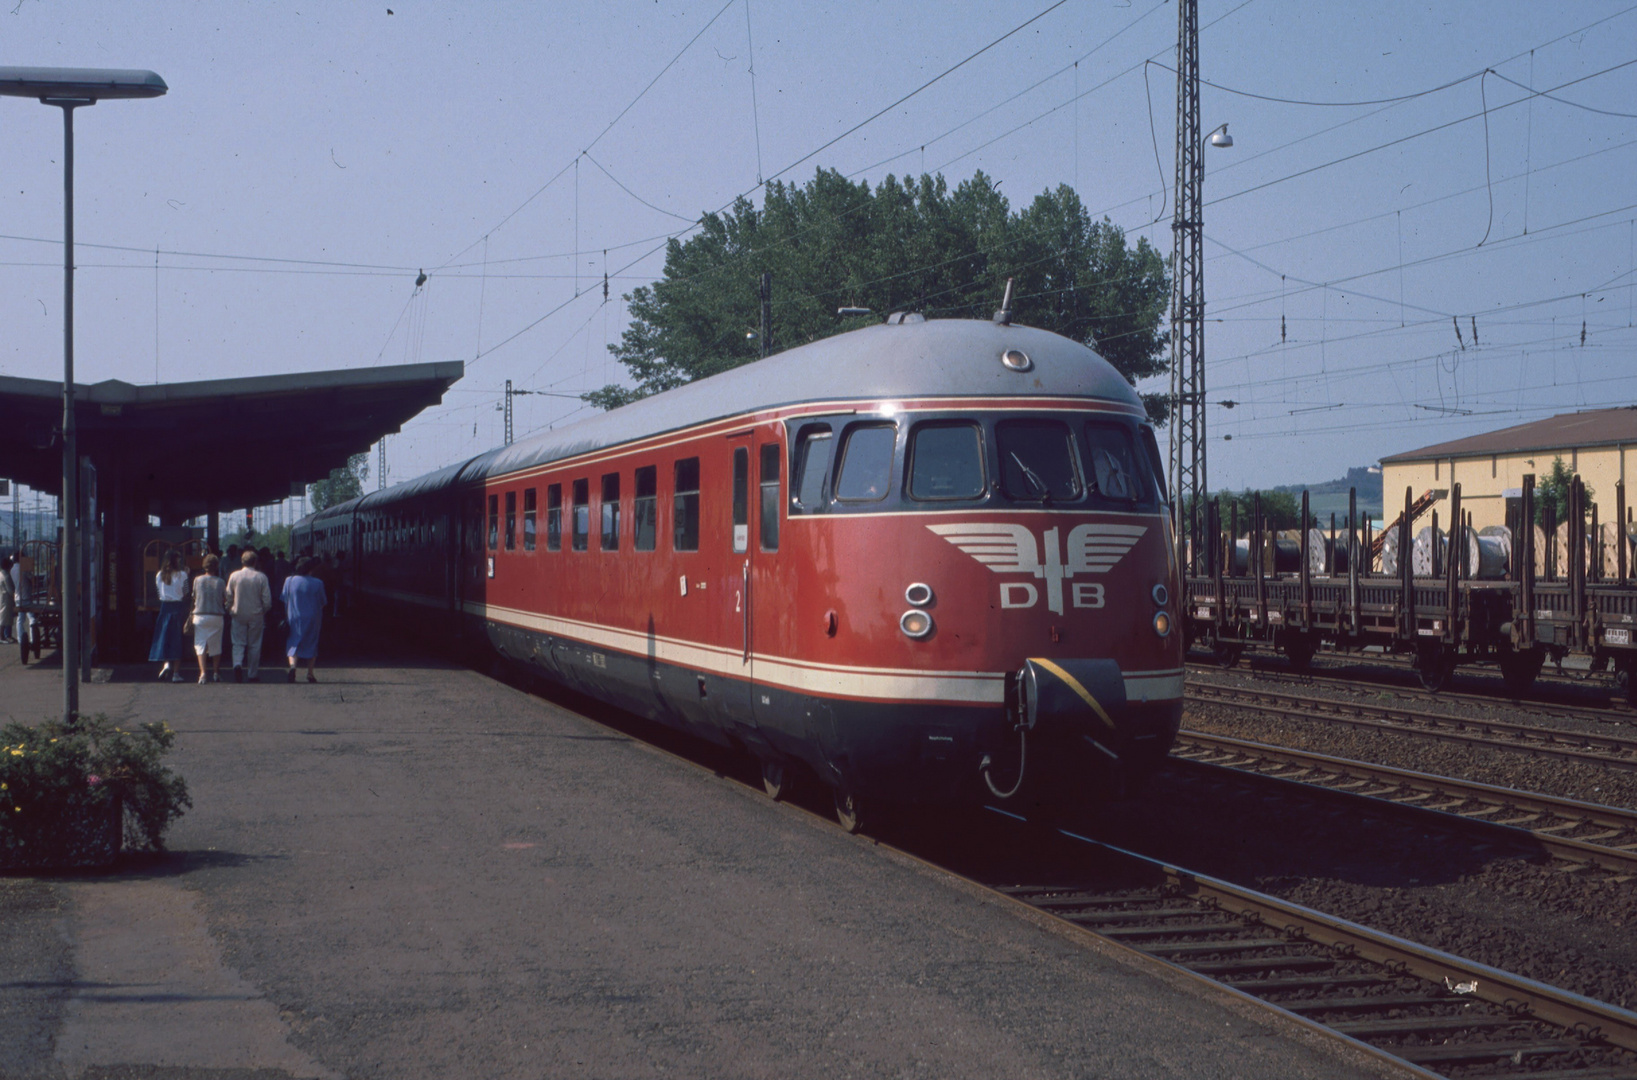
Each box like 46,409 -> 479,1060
225,549 -> 272,682
190,554 -> 228,683
0,554 -> 15,645
149,550 -> 189,681
282,556 -> 327,683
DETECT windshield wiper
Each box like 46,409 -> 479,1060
1009,452 -> 1052,503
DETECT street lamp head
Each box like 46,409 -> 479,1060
1207,123 -> 1233,149
0,67 -> 166,102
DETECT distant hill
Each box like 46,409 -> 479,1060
1271,466 -> 1384,523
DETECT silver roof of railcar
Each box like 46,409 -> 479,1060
300,318 -> 1142,522
473,318 -> 1139,482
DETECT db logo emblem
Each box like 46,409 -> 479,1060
927,522 -> 1147,614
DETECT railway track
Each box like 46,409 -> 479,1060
999,829 -> 1637,1079
1171,730 -> 1637,877
1185,680 -> 1637,772
1186,656 -> 1635,724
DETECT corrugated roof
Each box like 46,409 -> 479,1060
1380,407 -> 1637,464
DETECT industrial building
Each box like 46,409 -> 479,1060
1379,406 -> 1637,531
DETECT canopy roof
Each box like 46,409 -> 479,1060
0,361 -> 463,519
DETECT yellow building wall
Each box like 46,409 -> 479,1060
1381,445 -> 1633,532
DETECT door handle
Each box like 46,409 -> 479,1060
742,560 -> 751,662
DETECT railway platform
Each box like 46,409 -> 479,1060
0,645 -> 1410,1080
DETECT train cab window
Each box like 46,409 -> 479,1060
908,422 -> 985,500
834,423 -> 897,502
487,495 -> 499,550
523,488 -> 537,551
546,484 -> 562,551
732,447 -> 750,553
1138,424 -> 1168,504
791,426 -> 833,510
505,491 -> 518,550
996,419 -> 1082,503
633,466 -> 658,551
601,474 -> 621,551
571,480 -> 589,551
1083,421 -> 1143,502
759,444 -> 780,551
674,457 -> 700,552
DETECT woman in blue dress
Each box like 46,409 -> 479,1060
282,556 -> 328,683
149,550 -> 189,681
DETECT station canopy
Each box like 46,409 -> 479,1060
0,360 -> 464,521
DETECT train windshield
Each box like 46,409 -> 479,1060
1083,421 -> 1143,502
996,419 -> 1082,503
835,424 -> 896,501
909,422 -> 985,500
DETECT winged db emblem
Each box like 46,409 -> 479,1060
926,521 -> 1147,614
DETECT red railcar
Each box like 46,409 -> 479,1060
294,317 -> 1183,828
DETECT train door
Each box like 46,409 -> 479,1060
748,428 -> 785,727
721,436 -> 759,733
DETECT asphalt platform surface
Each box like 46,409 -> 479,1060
0,642 -> 1414,1080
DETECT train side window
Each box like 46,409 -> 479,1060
571,479 -> 589,551
759,443 -> 780,551
546,484 -> 562,551
996,419 -> 1082,502
674,457 -> 700,552
523,488 -> 537,551
834,423 -> 897,502
791,426 -> 832,511
633,466 -> 658,551
908,422 -> 985,500
505,491 -> 518,550
487,495 -> 499,550
1138,424 -> 1168,504
732,447 -> 749,553
601,473 -> 621,551
1083,421 -> 1142,502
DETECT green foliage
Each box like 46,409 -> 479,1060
589,169 -> 1171,420
223,523 -> 292,557
1197,489 -> 1305,532
0,714 -> 191,863
308,452 -> 370,511
1533,456 -> 1590,527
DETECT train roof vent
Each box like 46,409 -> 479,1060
884,312 -> 925,325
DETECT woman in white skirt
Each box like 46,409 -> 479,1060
190,553 -> 228,683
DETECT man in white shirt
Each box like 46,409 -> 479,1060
225,549 -> 273,682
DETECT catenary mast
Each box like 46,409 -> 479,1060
1168,0 -> 1205,572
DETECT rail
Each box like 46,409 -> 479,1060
1172,730 -> 1637,876
1185,680 -> 1637,771
1004,827 -> 1637,1076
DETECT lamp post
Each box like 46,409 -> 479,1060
1166,113 -> 1234,576
0,68 -> 167,723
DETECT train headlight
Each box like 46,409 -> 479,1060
1151,584 -> 1169,607
900,609 -> 934,639
1153,611 -> 1172,638
904,582 -> 934,606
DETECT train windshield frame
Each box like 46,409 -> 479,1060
786,408 -> 1163,515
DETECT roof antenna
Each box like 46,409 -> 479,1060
993,277 -> 1015,326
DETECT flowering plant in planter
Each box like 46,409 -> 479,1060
0,714 -> 191,869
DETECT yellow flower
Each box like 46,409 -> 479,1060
8,749 -> 21,756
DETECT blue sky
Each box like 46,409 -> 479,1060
1,0 -> 1633,498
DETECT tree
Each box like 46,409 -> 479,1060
1196,489 -> 1304,533
308,452 -> 369,511
1534,455 -> 1590,527
586,170 -> 1171,419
